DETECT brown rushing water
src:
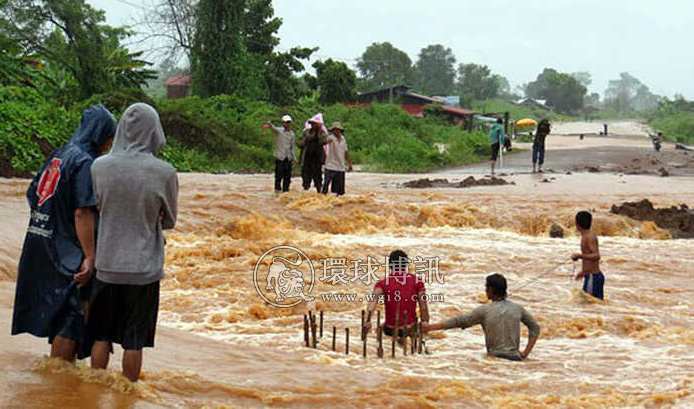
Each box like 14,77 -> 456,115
0,131 -> 693,408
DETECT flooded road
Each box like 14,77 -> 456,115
0,125 -> 692,408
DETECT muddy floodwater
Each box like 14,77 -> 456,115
0,128 -> 692,408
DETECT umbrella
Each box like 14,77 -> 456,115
516,118 -> 537,127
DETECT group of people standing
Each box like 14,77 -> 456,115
266,113 -> 352,195
488,117 -> 551,175
12,103 -> 178,382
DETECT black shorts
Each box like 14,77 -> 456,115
383,325 -> 416,338
491,142 -> 500,161
89,279 -> 160,351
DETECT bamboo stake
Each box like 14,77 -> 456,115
363,328 -> 367,358
361,310 -> 366,341
392,303 -> 400,358
377,310 -> 383,358
377,326 -> 383,358
303,314 -> 309,347
345,328 -> 350,355
319,311 -> 324,338
332,326 -> 336,352
403,311 -> 408,356
311,317 -> 317,348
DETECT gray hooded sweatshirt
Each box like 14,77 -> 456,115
91,103 -> 178,285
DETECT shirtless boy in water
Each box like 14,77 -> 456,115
572,211 -> 605,300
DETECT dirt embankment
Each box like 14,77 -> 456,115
401,176 -> 514,189
611,199 -> 694,238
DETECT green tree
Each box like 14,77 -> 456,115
191,0 -> 264,98
0,0 -> 154,99
605,72 -> 660,112
527,68 -> 586,113
415,44 -> 456,95
457,63 -> 505,101
571,71 -> 592,87
313,58 -> 356,104
356,42 -> 415,90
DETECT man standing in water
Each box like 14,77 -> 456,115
363,250 -> 430,339
299,114 -> 328,192
89,103 -> 178,382
533,119 -> 551,173
322,122 -> 353,196
489,117 -> 505,176
12,105 -> 116,361
423,274 -> 540,361
572,211 -> 604,300
266,115 -> 295,193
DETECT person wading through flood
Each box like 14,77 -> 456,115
12,105 -> 117,361
533,118 -> 551,173
265,115 -> 295,193
322,122 -> 353,196
89,103 -> 178,382
423,274 -> 540,361
363,250 -> 430,341
489,117 -> 506,176
299,113 -> 328,192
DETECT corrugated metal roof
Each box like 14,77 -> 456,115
165,74 -> 191,87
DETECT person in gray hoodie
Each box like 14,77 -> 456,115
88,103 -> 178,382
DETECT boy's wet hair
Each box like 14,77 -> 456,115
496,117 -> 503,124
486,274 -> 507,299
388,249 -> 409,271
576,211 -> 592,229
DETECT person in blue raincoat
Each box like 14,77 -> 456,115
11,104 -> 117,361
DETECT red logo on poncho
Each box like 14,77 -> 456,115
36,158 -> 62,206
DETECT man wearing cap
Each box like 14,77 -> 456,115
322,122 -> 353,196
266,115 -> 295,193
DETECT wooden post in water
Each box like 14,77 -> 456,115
332,326 -> 336,351
391,303 -> 400,358
311,316 -> 317,349
377,326 -> 383,358
319,311 -> 324,338
361,310 -> 365,341
303,315 -> 309,347
403,311 -> 408,356
363,329 -> 367,358
345,328 -> 350,355
417,321 -> 423,354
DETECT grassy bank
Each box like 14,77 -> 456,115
647,100 -> 694,144
0,87 -> 489,176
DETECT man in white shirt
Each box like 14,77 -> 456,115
322,122 -> 353,196
266,115 -> 295,192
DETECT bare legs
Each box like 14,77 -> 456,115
490,160 -> 496,176
50,336 -> 76,361
91,341 -> 142,382
122,350 -> 143,382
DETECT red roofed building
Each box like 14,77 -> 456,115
165,74 -> 191,99
352,85 -> 472,121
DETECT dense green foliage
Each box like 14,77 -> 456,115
415,44 -> 456,95
0,0 -> 155,101
457,63 -> 509,101
190,0 -> 316,105
0,86 -> 79,176
312,59 -> 357,105
526,68 -> 587,113
356,42 -> 416,91
0,82 -> 489,175
155,96 -> 488,173
648,99 -> 694,144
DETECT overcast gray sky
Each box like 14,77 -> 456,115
90,0 -> 694,99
